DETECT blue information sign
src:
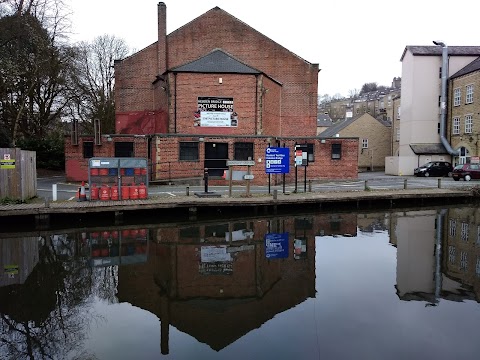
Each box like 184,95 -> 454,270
265,233 -> 289,259
265,147 -> 290,174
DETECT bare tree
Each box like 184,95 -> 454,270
70,35 -> 129,134
348,88 -> 360,99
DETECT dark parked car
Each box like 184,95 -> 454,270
452,163 -> 480,181
414,161 -> 453,177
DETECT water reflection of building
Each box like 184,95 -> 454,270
392,210 -> 476,303
0,237 -> 39,287
116,213 -> 356,354
357,213 -> 389,234
444,207 -> 480,301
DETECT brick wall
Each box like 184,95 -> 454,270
64,135 -> 150,182
153,135 -> 358,184
114,5 -> 318,138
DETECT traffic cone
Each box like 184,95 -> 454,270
78,181 -> 87,201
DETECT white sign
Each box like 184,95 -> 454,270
227,160 -> 255,166
200,111 -> 232,127
91,160 -> 101,167
3,154 -> 10,160
244,174 -> 254,180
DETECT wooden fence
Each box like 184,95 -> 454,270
0,148 -> 37,201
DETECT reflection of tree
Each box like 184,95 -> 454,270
0,235 -> 102,360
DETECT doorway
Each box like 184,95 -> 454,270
204,142 -> 228,177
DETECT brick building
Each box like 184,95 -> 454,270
65,3 -> 358,184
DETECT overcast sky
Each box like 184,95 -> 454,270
69,0 -> 480,97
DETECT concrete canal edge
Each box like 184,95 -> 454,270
0,188 -> 476,230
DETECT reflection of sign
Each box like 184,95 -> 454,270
471,156 -> 479,164
265,147 -> 290,174
194,97 -> 238,127
201,246 -> 232,262
265,233 -> 289,259
0,159 -> 15,169
200,245 -> 233,275
294,238 -> 307,260
4,265 -> 19,275
199,262 -> 233,275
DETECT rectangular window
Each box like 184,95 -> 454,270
234,142 -> 254,161
83,141 -> 94,158
466,84 -> 474,104
114,142 -> 134,157
307,143 -> 315,162
460,251 -> 468,270
453,117 -> 460,135
454,88 -> 461,106
396,127 -> 400,141
448,245 -> 456,264
331,143 -> 341,159
362,139 -> 368,149
179,141 -> 199,161
476,257 -> 480,277
397,106 -> 401,119
465,115 -> 473,134
461,222 -> 469,242
449,219 -> 456,237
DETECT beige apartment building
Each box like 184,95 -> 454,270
319,113 -> 391,171
448,57 -> 480,163
386,45 -> 480,175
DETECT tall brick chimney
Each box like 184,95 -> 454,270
157,2 -> 167,75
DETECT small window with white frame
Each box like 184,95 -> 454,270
465,114 -> 473,134
466,84 -> 474,104
362,139 -> 368,149
454,88 -> 461,106
397,106 -> 401,119
453,117 -> 460,135
396,127 -> 400,141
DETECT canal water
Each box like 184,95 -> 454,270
1,205 -> 480,360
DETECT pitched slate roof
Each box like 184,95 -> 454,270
171,49 -> 262,74
400,46 -> 480,61
316,114 -> 333,127
318,114 -> 390,138
450,56 -> 480,79
409,143 -> 447,155
318,118 -> 354,138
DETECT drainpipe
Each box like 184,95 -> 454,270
434,41 -> 460,156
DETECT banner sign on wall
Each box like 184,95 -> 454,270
194,97 -> 238,127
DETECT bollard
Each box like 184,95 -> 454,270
52,184 -> 57,201
308,180 -> 312,192
404,179 -> 407,190
364,180 -> 368,191
186,185 -> 190,196
438,178 -> 442,189
273,189 -> 278,200
204,168 -> 209,193
44,196 -> 50,208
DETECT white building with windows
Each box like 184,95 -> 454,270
386,45 -> 480,175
